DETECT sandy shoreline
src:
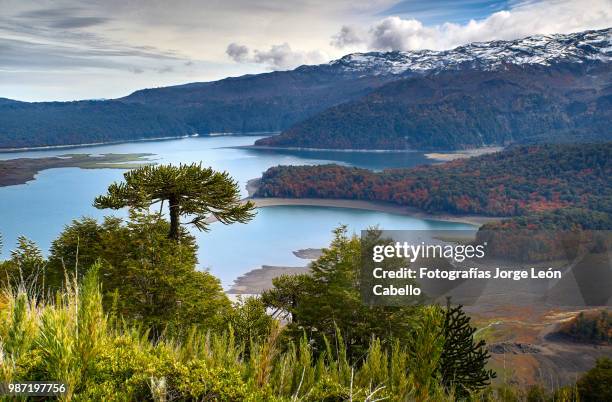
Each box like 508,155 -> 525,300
239,145 -> 503,160
233,180 -> 501,295
249,197 -> 498,226
239,145 -> 419,153
425,146 -> 503,161
0,134 -> 201,153
228,265 -> 310,294
0,132 -> 272,153
221,178 -> 499,228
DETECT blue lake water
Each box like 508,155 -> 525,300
0,136 -> 473,287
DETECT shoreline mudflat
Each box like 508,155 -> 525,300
0,135 -> 198,153
0,132 -> 273,153
0,153 -> 153,187
424,146 -> 503,161
240,145 -> 503,159
239,145 -> 420,153
228,265 -> 310,294
249,197 -> 498,227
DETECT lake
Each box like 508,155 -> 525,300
0,135 -> 474,287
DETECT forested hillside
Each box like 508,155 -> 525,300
255,143 -> 612,219
256,63 -> 612,150
0,100 -> 193,148
121,70 -> 392,135
0,70 -> 392,149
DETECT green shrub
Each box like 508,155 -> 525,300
577,357 -> 612,401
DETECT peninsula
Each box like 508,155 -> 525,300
0,153 -> 153,187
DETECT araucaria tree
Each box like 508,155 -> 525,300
439,301 -> 496,397
94,163 -> 256,239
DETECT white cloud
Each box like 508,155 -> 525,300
368,17 -> 434,50
226,43 -> 250,62
333,0 -> 612,51
226,42 -> 329,70
330,25 -> 365,48
3,0 -> 611,100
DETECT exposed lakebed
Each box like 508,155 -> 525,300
0,153 -> 152,187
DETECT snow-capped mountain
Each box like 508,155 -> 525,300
3,28 -> 610,150
326,28 -> 611,76
257,28 -> 612,150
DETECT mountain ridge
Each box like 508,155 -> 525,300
121,28 -> 610,96
256,61 -> 611,150
324,28 -> 611,76
0,28 -> 609,149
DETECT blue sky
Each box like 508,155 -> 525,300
0,0 -> 610,101
380,0 -> 512,25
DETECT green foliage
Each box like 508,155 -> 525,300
526,384 -> 548,401
229,296 -> 275,347
170,360 -> 249,400
46,213 -> 231,337
261,273 -> 310,322
402,306 -> 446,400
48,216 -> 108,272
0,99 -> 193,149
0,236 -> 46,292
439,301 -> 496,396
1,148 -> 602,401
36,265 -> 106,398
263,226 -> 495,397
94,163 -> 255,239
1,225 -> 603,400
577,357 -> 612,402
262,226 -> 416,362
517,383 -> 580,402
0,68 -> 389,149
0,269 -> 469,401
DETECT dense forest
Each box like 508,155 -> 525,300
0,100 -> 193,149
121,70 -> 391,135
0,69 -> 391,149
256,63 -> 612,150
255,143 -> 612,222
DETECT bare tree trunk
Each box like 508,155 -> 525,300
169,196 -> 180,240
